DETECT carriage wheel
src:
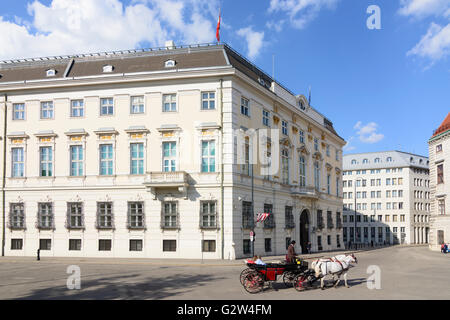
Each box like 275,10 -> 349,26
294,274 -> 308,292
243,271 -> 264,294
282,272 -> 296,287
240,268 -> 254,285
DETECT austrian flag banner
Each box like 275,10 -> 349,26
256,212 -> 270,223
216,9 -> 221,42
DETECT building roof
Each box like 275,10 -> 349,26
432,112 -> 450,138
343,150 -> 429,170
0,42 -> 343,142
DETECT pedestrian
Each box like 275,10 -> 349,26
444,243 -> 448,254
441,243 -> 445,253
307,242 -> 312,254
255,255 -> 266,265
286,240 -> 298,263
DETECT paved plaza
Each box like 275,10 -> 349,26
0,245 -> 448,300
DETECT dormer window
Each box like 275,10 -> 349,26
299,100 -> 306,110
165,60 -> 176,68
46,69 -> 56,77
103,65 -> 114,73
258,78 -> 265,86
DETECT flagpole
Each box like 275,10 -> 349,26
251,162 -> 255,258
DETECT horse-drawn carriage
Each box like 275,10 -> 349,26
241,258 -> 311,293
240,254 -> 358,293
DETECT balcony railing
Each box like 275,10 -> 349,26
290,186 -> 319,199
327,219 -> 334,229
144,171 -> 188,186
285,220 -> 295,229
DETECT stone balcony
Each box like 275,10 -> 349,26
143,171 -> 189,199
290,186 -> 319,200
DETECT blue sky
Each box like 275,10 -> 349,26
1,0 -> 449,157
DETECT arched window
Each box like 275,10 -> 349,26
351,159 -> 357,165
386,157 -> 393,162
363,159 -> 369,164
374,158 -> 380,163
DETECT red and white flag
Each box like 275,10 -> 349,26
216,9 -> 221,42
256,212 -> 270,223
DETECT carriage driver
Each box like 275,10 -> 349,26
286,240 -> 298,263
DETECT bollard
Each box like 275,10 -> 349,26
37,248 -> 40,261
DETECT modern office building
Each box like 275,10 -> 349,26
0,42 -> 345,259
428,113 -> 450,251
342,151 -> 430,246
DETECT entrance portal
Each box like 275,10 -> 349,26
300,210 -> 309,254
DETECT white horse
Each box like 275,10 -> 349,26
311,254 -> 358,289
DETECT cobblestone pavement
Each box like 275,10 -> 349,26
0,245 -> 448,300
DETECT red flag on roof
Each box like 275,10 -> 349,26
216,9 -> 221,42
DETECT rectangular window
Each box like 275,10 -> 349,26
100,144 -> 113,175
281,120 -> 288,135
327,235 -> 331,245
436,144 -> 443,152
437,164 -> 444,184
67,202 -> 84,229
70,100 -> 84,117
100,98 -> 114,116
201,140 -> 216,173
285,206 -> 294,228
11,239 -> 23,250
163,94 -> 177,112
97,202 -> 113,229
40,101 -> 54,119
69,239 -> 82,251
241,97 -> 250,116
438,199 -> 446,215
202,240 -> 216,252
130,96 -> 145,114
242,201 -> 253,229
9,203 -> 25,229
262,109 -> 270,127
299,156 -> 306,187
317,236 -> 322,251
201,92 -> 215,110
39,239 -> 51,250
38,203 -> 54,229
314,138 -> 319,151
327,174 -> 331,194
201,201 -> 217,228
163,240 -> 177,252
128,202 -> 145,229
13,103 -> 25,120
12,148 -> 24,178
314,161 -> 320,190
243,239 -> 251,254
162,201 -> 178,228
265,238 -> 272,252
39,146 -> 53,177
99,239 -> 112,251
163,142 -> 176,172
400,214 -> 405,222
70,145 -> 84,176
130,240 -> 143,251
299,130 -> 305,143
130,143 -> 144,175
264,204 -> 275,229
281,149 -> 289,184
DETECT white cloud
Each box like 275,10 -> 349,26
354,121 -> 384,144
407,22 -> 450,63
236,27 -> 265,60
268,0 -> 339,29
0,0 -> 219,60
343,136 -> 356,152
398,0 -> 450,19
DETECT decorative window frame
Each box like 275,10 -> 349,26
36,201 -> 55,230
199,200 -> 219,230
7,132 -> 29,178
66,202 -> 85,230
195,123 -> 221,174
161,201 -> 180,230
127,201 -> 146,230
35,132 -> 57,178
96,201 -> 115,230
65,130 -> 88,178
8,202 -> 26,230
125,127 -> 150,175
94,128 -> 118,176
157,126 -> 182,172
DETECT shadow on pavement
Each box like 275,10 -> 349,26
15,273 -> 225,300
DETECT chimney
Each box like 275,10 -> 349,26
165,40 -> 175,49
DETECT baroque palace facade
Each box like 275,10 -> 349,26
0,42 -> 345,259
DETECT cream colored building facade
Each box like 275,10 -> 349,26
0,43 -> 345,259
342,151 -> 430,245
428,113 -> 450,251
